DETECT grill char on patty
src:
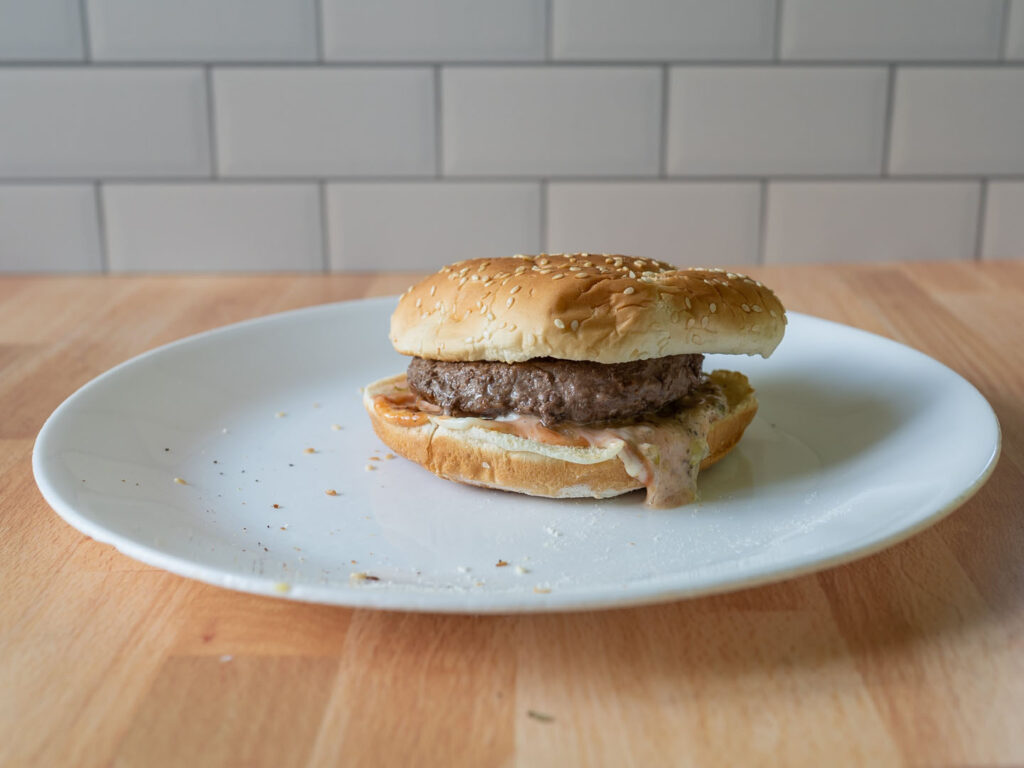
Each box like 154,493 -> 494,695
406,354 -> 704,426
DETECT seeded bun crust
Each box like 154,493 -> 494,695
363,370 -> 757,501
391,254 -> 787,364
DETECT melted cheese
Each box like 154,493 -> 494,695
372,375 -> 729,508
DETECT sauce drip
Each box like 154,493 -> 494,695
372,375 -> 730,508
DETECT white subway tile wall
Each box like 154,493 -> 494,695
87,0 -> 318,62
982,183 -> 1024,260
103,184 -> 323,272
667,67 -> 888,175
0,0 -> 84,61
214,68 -> 435,177
326,183 -> 540,270
0,1 -> 1021,272
764,182 -> 981,263
1009,1 -> 1024,60
547,183 -> 761,266
442,68 -> 661,176
780,0 -> 1004,61
0,69 -> 210,178
889,69 -> 1024,175
322,0 -> 546,62
0,186 -> 101,271
551,0 -> 775,61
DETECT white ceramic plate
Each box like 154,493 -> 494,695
33,299 -> 1000,613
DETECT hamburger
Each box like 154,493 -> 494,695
363,254 -> 786,508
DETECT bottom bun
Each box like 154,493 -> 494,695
363,370 -> 757,508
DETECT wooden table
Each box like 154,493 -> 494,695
2,262 -> 1022,767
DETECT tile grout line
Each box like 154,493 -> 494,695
659,65 -> 669,178
757,180 -> 769,266
204,66 -> 219,178
94,182 -> 110,273
974,180 -> 989,261
544,0 -> 554,60
5,60 -> 1024,69
881,65 -> 897,176
434,66 -> 443,178
314,0 -> 325,62
78,0 -> 92,61
773,0 -> 784,60
999,0 -> 1012,60
319,181 -> 330,272
3,174 -> 1024,185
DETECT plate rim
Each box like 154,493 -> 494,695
32,300 -> 1003,613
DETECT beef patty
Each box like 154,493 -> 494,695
406,354 -> 704,426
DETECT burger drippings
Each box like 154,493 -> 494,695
373,374 -> 732,508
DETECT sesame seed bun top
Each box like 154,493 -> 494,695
389,254 -> 787,364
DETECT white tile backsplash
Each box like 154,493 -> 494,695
323,0 -> 545,61
546,182 -> 761,266
103,184 -> 322,272
326,183 -> 540,270
0,0 -> 84,61
214,68 -> 435,177
0,186 -> 101,272
443,68 -> 661,176
0,3 -> 1021,271
0,69 -> 210,178
552,0 -> 774,61
780,0 -> 1003,61
1008,1 -> 1024,60
87,0 -> 317,62
667,67 -> 887,176
982,183 -> 1024,260
889,69 -> 1024,175
764,182 -> 980,263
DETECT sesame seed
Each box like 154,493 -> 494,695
458,277 -> 467,286
769,309 -> 778,318
701,316 -> 709,328
554,318 -> 566,329
741,304 -> 751,312
506,297 -> 515,308
487,312 -> 495,321
684,296 -> 692,309
510,285 -> 521,294
752,304 -> 763,312
570,319 -> 579,331
686,318 -> 695,328
551,273 -> 565,280
628,271 -> 636,278
429,285 -> 436,296
574,272 -> 588,279
568,266 -> 580,271
623,286 -> 635,295
415,298 -> 422,308
709,302 -> 717,313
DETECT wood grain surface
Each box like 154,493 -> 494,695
2,263 -> 1022,768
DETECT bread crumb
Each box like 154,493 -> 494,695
350,571 -> 380,582
385,453 -> 395,460
273,581 -> 291,593
275,411 -> 286,418
496,560 -> 508,567
533,586 -> 552,594
173,477 -> 187,485
325,489 -> 338,496
303,447 -> 316,454
365,464 -> 377,472
330,424 -> 342,431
